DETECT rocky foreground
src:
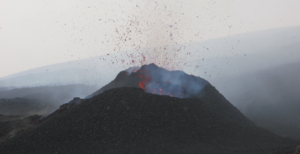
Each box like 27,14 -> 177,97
0,114 -> 42,142
0,87 -> 299,154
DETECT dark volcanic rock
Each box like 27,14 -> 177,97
0,87 -> 298,154
0,114 -> 42,142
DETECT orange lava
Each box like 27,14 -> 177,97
138,81 -> 146,90
138,78 -> 150,90
138,73 -> 150,90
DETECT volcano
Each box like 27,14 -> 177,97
0,64 -> 299,153
87,63 -> 208,98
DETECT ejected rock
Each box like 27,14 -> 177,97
0,87 -> 298,154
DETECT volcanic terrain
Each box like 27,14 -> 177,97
0,64 -> 299,154
0,114 -> 42,142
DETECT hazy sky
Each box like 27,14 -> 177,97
1,0 -> 300,78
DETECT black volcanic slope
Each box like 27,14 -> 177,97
0,87 -> 298,154
0,114 -> 42,142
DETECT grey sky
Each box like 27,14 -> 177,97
0,0 -> 300,78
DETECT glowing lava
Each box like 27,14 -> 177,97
138,73 -> 150,90
138,81 -> 147,90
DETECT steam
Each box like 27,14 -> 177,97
138,64 -> 208,98
125,66 -> 141,75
